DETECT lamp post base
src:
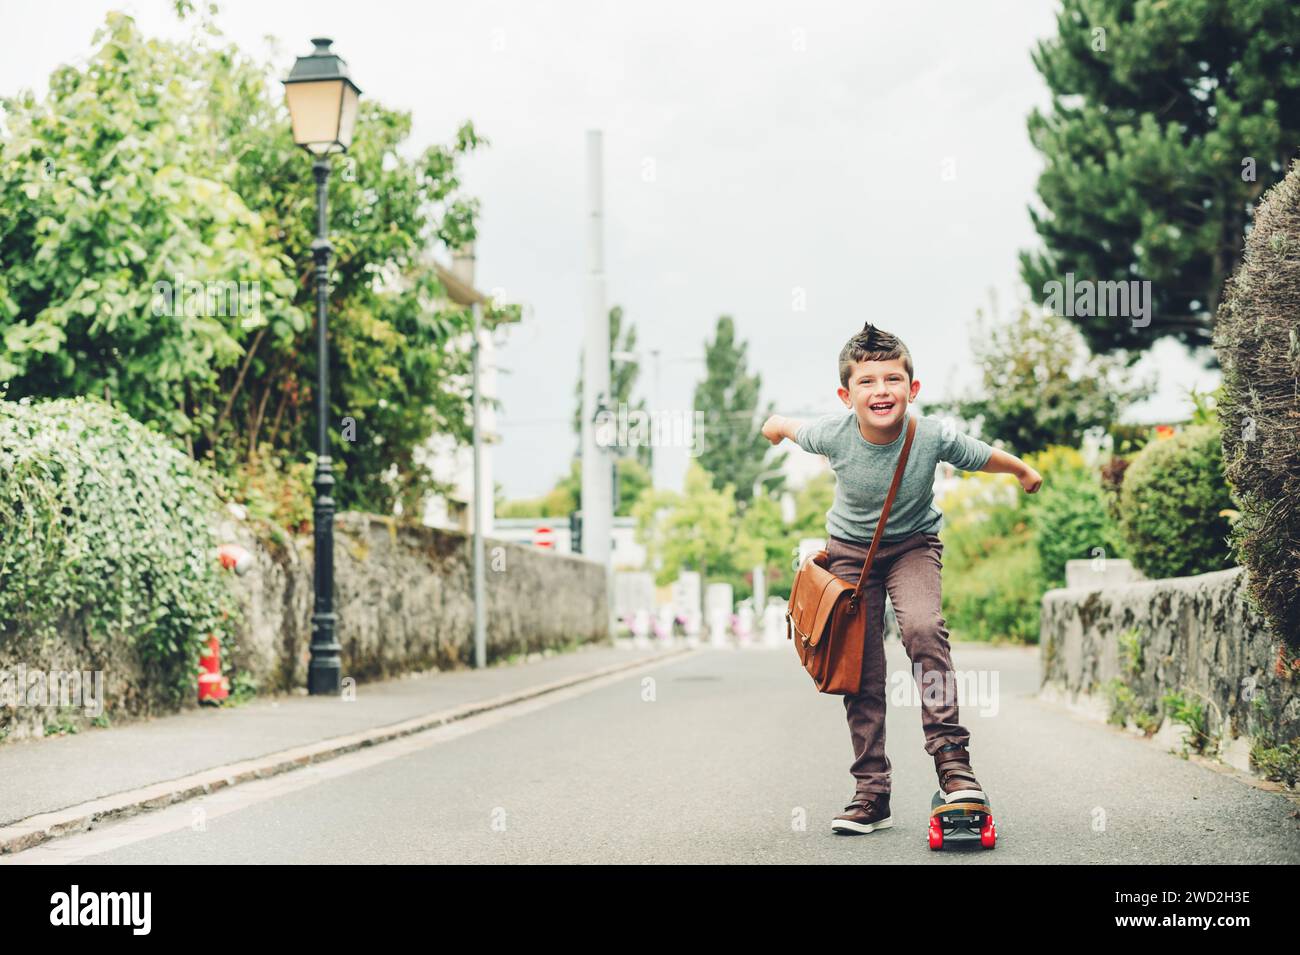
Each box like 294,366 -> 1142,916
308,610 -> 341,695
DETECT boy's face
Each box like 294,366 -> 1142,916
837,357 -> 920,430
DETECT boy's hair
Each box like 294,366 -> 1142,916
839,323 -> 914,388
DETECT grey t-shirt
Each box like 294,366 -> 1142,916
794,410 -> 994,543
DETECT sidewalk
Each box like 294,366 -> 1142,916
0,641 -> 694,853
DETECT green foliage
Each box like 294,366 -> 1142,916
1117,424 -> 1235,579
1186,383 -> 1224,430
693,316 -> 784,506
0,12 -> 300,431
762,471 -> 837,601
228,450 -> 315,533
226,670 -> 259,707
735,491 -> 792,602
1249,735 -> 1300,788
929,307 -> 1153,454
0,11 -> 503,521
937,445 -> 1119,641
1214,158 -> 1300,646
1117,626 -> 1143,677
0,396 -> 238,704
1161,689 -> 1220,757
1106,631 -> 1159,735
936,472 -> 1045,642
1106,677 -> 1161,735
1026,446 -> 1125,588
614,457 -> 651,517
1022,0 -> 1300,356
632,462 -> 763,587
44,717 -> 81,738
943,537 -> 1045,643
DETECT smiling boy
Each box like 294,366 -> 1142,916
761,322 -> 1041,834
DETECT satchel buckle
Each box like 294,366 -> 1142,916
786,610 -> 812,647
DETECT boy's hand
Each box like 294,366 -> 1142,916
761,415 -> 785,445
1019,466 -> 1043,493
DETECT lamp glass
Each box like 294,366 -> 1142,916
337,83 -> 360,150
286,79 -> 344,154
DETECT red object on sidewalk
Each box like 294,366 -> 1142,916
199,542 -> 251,705
217,542 -> 254,574
198,633 -> 229,704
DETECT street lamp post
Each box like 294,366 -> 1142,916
283,38 -> 362,696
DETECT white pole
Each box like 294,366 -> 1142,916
582,129 -> 614,638
471,300 -> 486,668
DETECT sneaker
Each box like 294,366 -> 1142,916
830,793 -> 893,834
934,742 -> 985,803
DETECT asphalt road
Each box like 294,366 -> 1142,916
8,642 -> 1298,864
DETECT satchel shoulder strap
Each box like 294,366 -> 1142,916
850,413 -> 917,606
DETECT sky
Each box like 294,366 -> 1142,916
2,0 -> 1221,498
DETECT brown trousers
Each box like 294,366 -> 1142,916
825,531 -> 971,797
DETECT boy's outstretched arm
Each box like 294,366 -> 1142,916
761,414 -> 804,445
980,448 -> 1043,493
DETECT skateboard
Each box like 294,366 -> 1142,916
928,790 -> 996,850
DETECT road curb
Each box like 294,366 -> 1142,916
0,646 -> 697,855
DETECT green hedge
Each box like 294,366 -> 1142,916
1117,425 -> 1234,580
1215,159 -> 1300,644
1031,468 -> 1125,588
0,396 -> 237,704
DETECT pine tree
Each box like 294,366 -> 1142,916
1021,0 -> 1300,359
692,316 -> 785,506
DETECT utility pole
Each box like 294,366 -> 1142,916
582,129 -> 614,637
471,297 -> 486,668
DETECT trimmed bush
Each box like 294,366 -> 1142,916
1018,445 -> 1124,588
1032,475 -> 1124,589
0,396 -> 237,705
1117,425 -> 1234,580
1214,158 -> 1300,645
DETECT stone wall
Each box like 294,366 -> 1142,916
0,513 -> 609,742
1040,566 -> 1298,784
232,513 -> 610,692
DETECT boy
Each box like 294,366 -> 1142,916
761,323 -> 1042,834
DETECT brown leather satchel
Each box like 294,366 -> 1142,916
786,413 -> 917,694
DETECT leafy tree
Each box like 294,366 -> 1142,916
735,491 -> 795,602
1022,0 -> 1300,357
0,10 -> 515,525
692,315 -> 785,506
631,462 -> 762,585
927,305 -> 1153,454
